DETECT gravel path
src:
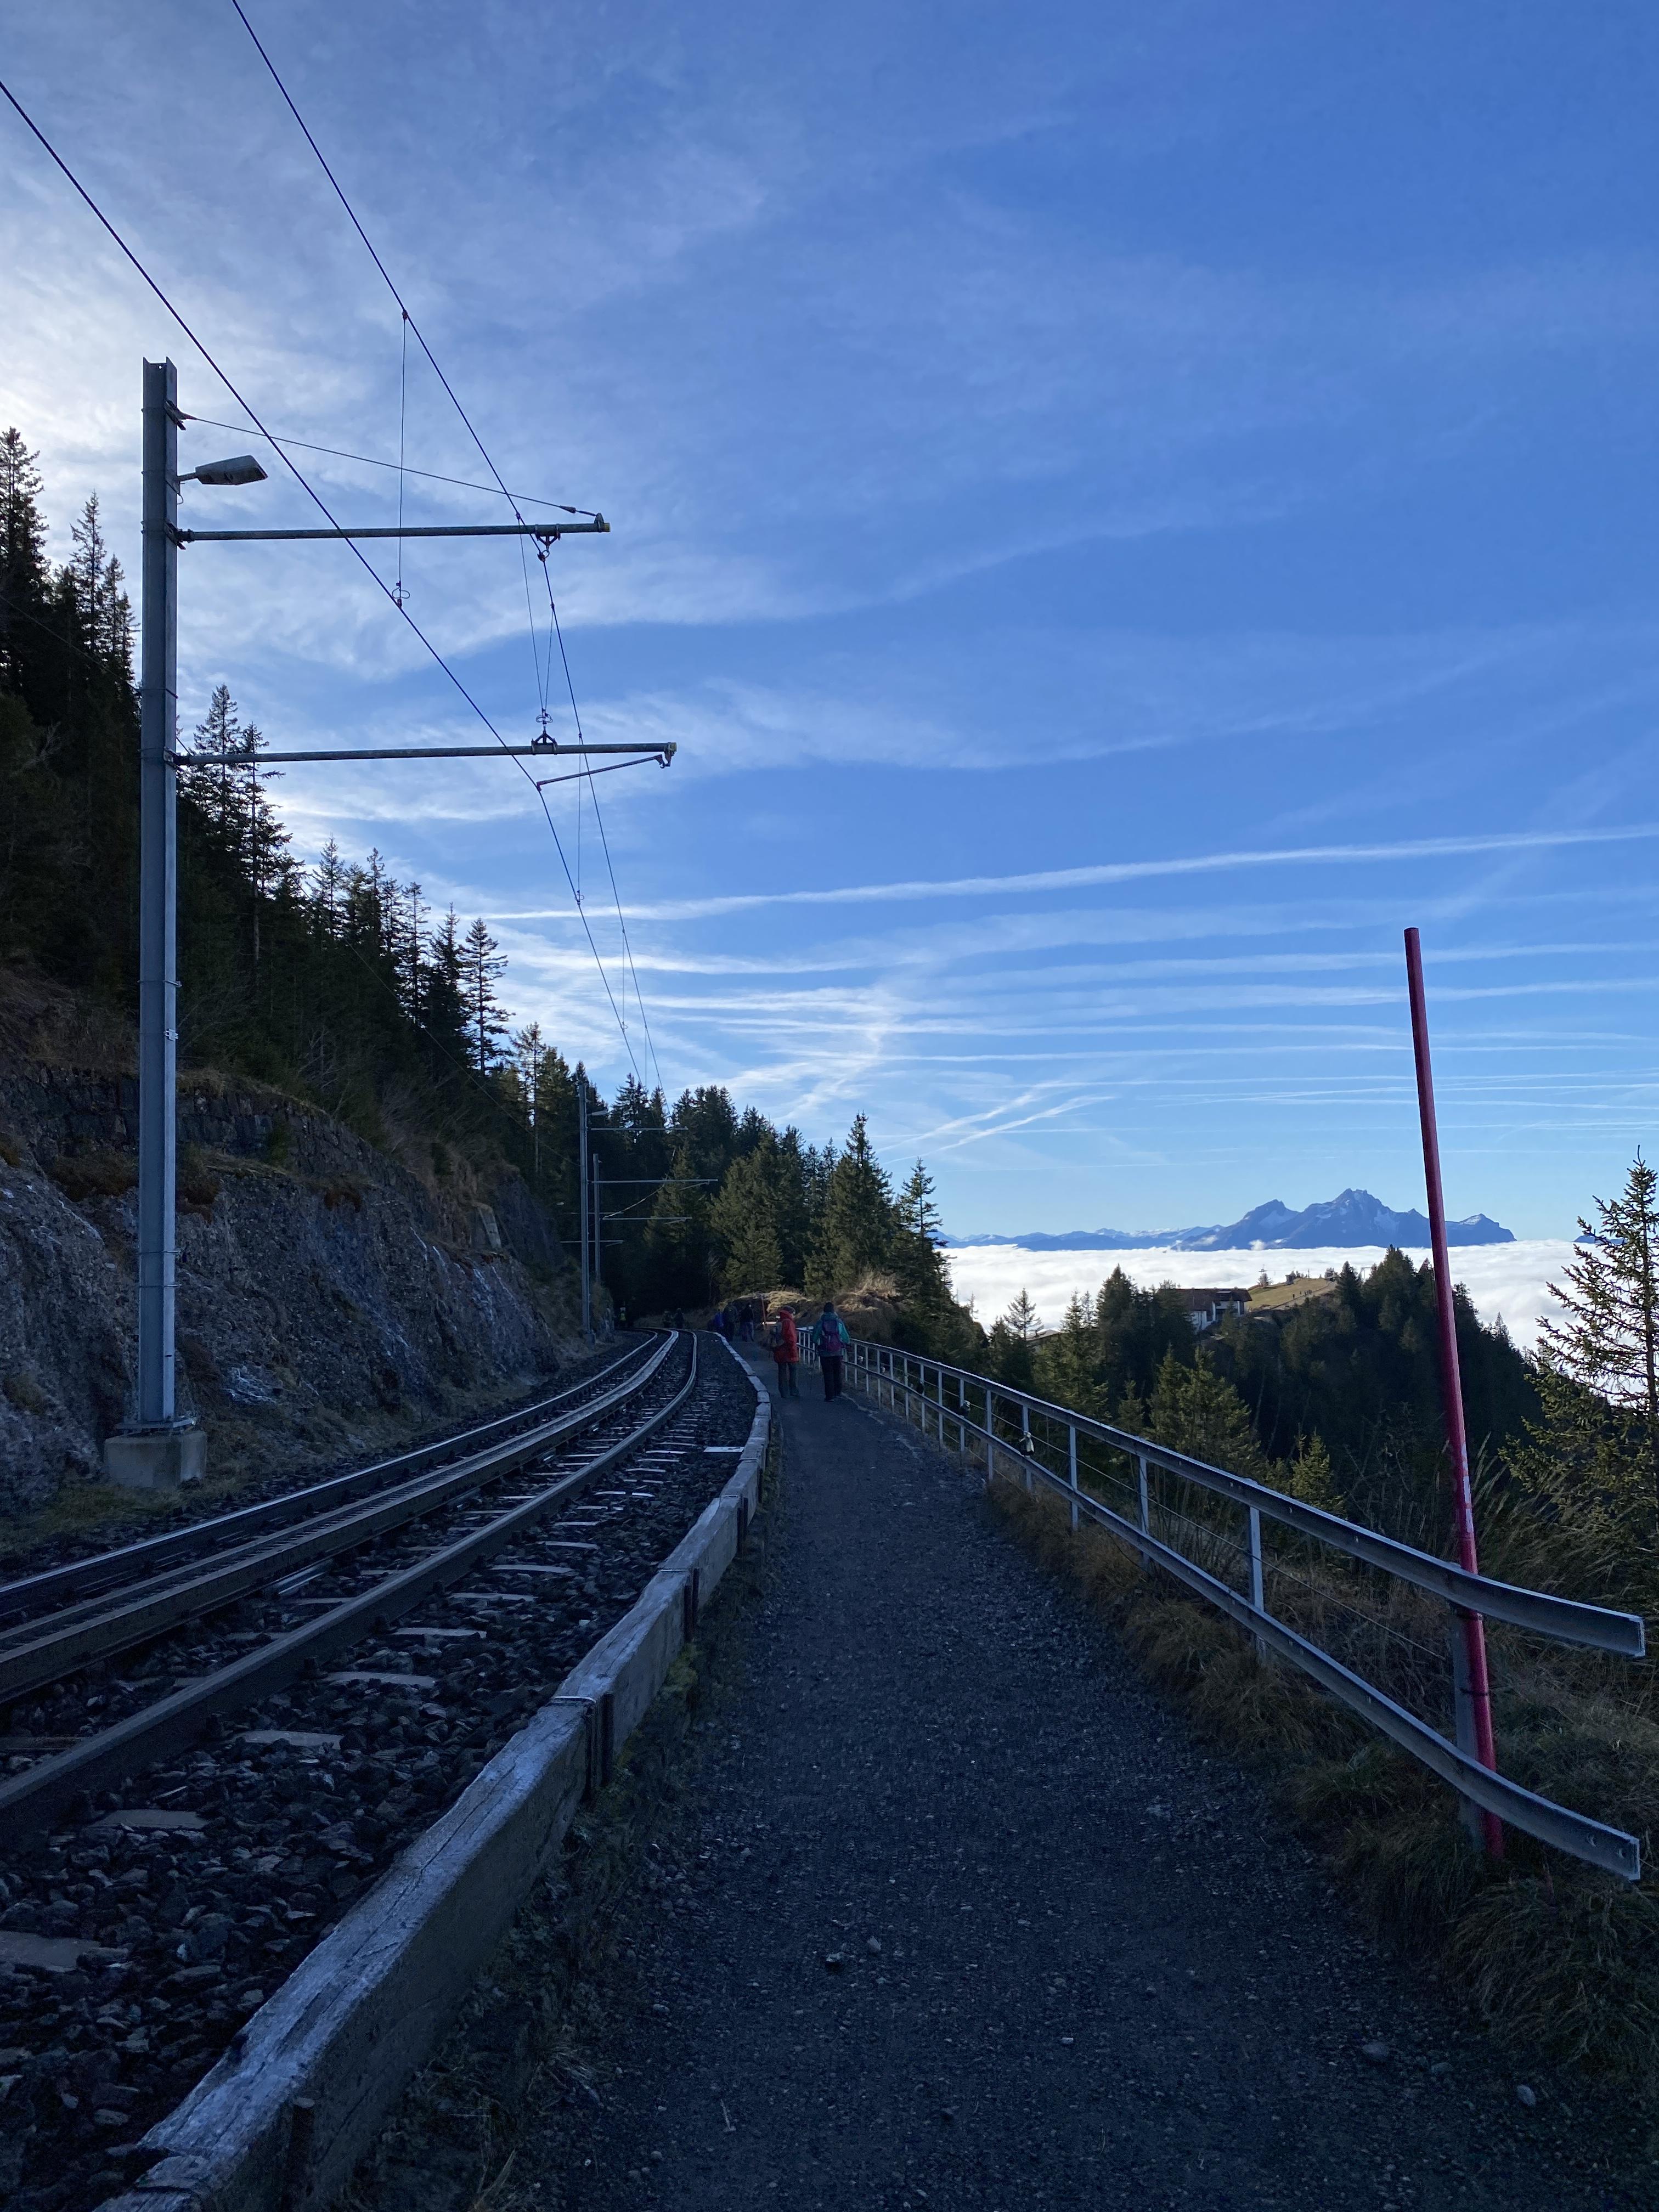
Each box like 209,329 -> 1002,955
521,1355 -> 1652,2210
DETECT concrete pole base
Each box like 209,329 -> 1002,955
104,1428 -> 207,1490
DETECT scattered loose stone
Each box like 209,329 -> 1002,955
91,1809 -> 206,1835
1361,2040 -> 1391,2065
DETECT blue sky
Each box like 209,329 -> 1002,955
4,2 -> 1658,1238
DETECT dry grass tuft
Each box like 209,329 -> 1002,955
1451,1876 -> 1659,2073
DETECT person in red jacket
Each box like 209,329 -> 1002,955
770,1306 -> 800,1398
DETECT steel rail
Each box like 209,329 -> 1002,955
0,1340 -> 662,1625
854,1347 -> 1644,1879
0,1338 -> 678,1704
0,1337 -> 699,1838
854,1343 -> 1644,1658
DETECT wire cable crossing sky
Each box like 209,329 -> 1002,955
4,1 -> 1657,1239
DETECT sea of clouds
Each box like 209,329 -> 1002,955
940,1241 -> 1578,1355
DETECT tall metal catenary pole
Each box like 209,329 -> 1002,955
1403,927 -> 1503,1857
591,1146 -> 603,1323
106,362 -> 205,1487
578,1084 -> 591,1339
101,360 -> 652,1481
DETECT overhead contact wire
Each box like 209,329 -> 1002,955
227,1 -> 649,1074
545,570 -> 663,1092
0,66 -> 640,1080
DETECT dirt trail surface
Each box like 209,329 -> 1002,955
474,1350 -> 1654,2212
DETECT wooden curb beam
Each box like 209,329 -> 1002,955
99,1341 -> 770,2212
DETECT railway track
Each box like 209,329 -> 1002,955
0,1334 -> 661,1629
0,1331 -> 760,2212
0,1334 -> 674,1731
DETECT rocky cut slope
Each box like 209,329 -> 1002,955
0,1043 -> 576,1521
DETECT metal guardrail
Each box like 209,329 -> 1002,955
847,1338 -> 1647,1882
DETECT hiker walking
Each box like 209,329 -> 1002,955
770,1305 -> 800,1398
815,1300 -> 850,1401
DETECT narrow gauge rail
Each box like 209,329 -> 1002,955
0,1334 -> 661,1628
0,1333 -> 685,1833
0,1333 -> 759,2212
0,1335 -> 675,1716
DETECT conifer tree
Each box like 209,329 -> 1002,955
1037,1291 -> 1103,1417
898,1159 -> 943,1242
1288,1432 -> 1342,1513
461,916 -> 509,1073
0,428 -> 47,688
1536,1151 -> 1659,1520
184,685 -> 246,853
312,841 -> 346,939
1149,1349 -> 1268,1480
511,1020 -> 546,1177
710,1137 -> 785,1294
815,1113 -> 896,1291
425,907 -> 469,1060
239,723 -> 288,974
1542,1156 -> 1659,1444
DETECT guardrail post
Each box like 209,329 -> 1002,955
1448,1613 -> 1487,1849
1068,1425 -> 1079,1532
1246,1504 -> 1266,1661
1137,1452 -> 1151,1565
986,1385 -> 997,1484
957,1373 -> 967,1455
1020,1401 -> 1033,1492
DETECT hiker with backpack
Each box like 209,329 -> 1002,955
815,1301 -> 851,1400
770,1305 -> 800,1398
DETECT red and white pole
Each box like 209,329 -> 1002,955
1403,927 -> 1503,1857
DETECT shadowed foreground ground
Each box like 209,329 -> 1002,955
484,1354 -> 1654,2209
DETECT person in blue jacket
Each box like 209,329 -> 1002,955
814,1301 -> 850,1400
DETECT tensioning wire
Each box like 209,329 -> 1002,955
181,414 -> 592,512
227,0 -> 653,1079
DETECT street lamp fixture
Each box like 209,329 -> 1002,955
181,454 -> 268,487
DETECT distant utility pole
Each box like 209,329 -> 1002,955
108,359 -> 672,1488
591,1146 -> 604,1325
578,1085 -> 591,1342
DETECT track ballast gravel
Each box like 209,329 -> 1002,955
511,1353 -> 1653,2211
0,1340 -> 757,2212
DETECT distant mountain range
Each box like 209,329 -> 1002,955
941,1188 -> 1514,1253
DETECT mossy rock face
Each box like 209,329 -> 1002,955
0,1074 -> 575,1525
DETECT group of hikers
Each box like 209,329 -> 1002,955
707,1301 -> 761,1344
765,1300 -> 851,1401
675,1296 -> 853,1401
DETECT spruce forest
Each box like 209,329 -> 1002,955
0,431 -> 967,1342
5,427 -> 1658,1576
